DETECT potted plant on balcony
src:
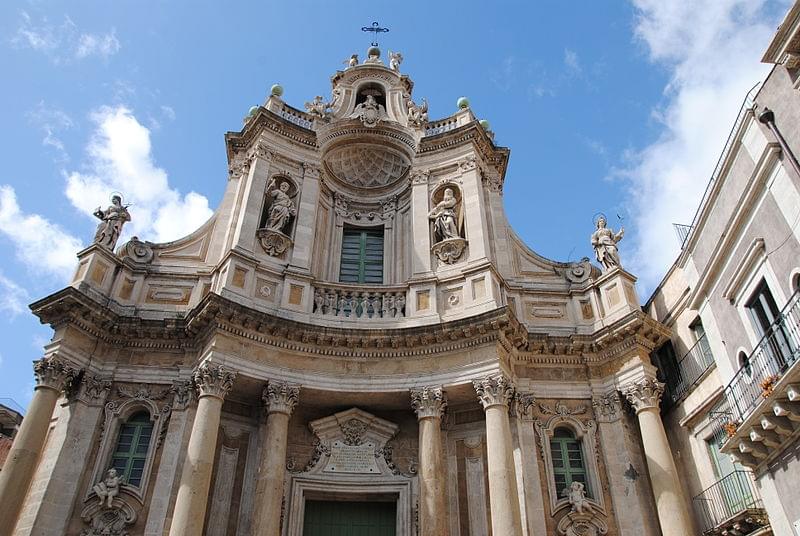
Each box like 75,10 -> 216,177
723,420 -> 739,438
760,374 -> 780,398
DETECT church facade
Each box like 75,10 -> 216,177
0,41 -> 723,536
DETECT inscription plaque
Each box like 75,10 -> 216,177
323,440 -> 379,474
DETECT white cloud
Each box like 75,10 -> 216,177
620,0 -> 784,293
0,272 -> 29,317
11,11 -> 120,62
26,101 -> 74,161
65,106 -> 213,244
0,185 -> 83,280
564,48 -> 581,75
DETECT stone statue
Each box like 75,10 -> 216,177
428,188 -> 460,242
93,468 -> 122,508
406,96 -> 428,127
388,51 -> 403,72
304,95 -> 326,118
591,215 -> 624,271
326,88 -> 341,113
349,94 -> 386,128
345,54 -> 358,68
563,481 -> 592,514
93,195 -> 131,250
264,179 -> 296,233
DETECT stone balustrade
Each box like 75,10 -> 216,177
276,101 -> 314,129
312,283 -> 407,320
424,116 -> 459,136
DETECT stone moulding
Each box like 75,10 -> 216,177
556,511 -> 608,536
431,237 -> 467,265
256,228 -> 293,257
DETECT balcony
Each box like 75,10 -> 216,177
312,283 -> 408,321
692,471 -> 769,535
721,290 -> 800,467
666,333 -> 716,404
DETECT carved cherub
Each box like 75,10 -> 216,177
93,468 -> 122,508
405,95 -> 428,127
388,51 -> 403,72
304,95 -> 326,118
562,481 -> 592,514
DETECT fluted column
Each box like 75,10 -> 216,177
0,358 -> 76,534
411,386 -> 448,536
473,375 -> 523,536
168,364 -> 236,536
253,380 -> 300,536
622,379 -> 693,536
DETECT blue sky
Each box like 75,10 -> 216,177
0,1 -> 789,408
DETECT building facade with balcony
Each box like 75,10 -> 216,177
645,4 -> 800,535
0,43 -> 704,536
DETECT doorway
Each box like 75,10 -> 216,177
302,500 -> 396,536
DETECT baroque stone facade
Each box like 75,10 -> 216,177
2,42 -> 712,536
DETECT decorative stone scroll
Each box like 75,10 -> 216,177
556,511 -> 608,536
80,490 -> 137,536
117,236 -> 153,265
621,378 -> 664,414
591,392 -> 623,423
304,408 -> 400,476
257,228 -> 293,257
410,386 -> 447,420
33,357 -> 78,392
193,364 -> 236,400
431,237 -> 467,265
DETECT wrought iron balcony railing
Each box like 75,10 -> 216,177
692,470 -> 767,534
724,290 -> 800,423
666,333 -> 716,403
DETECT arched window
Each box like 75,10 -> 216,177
549,427 -> 589,497
110,411 -> 153,487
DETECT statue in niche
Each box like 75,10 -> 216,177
93,194 -> 131,250
264,178 -> 296,234
591,214 -> 624,271
93,468 -> 122,508
563,481 -> 592,514
349,94 -> 386,128
304,95 -> 326,118
428,187 -> 460,242
406,95 -> 428,127
388,51 -> 403,72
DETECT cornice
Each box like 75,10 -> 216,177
225,108 -> 319,162
419,122 -> 510,185
30,288 -> 527,359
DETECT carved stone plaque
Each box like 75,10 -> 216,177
323,440 -> 379,474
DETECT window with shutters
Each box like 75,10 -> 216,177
110,411 -> 153,487
549,427 -> 589,497
339,226 -> 384,284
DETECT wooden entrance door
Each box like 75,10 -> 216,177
302,500 -> 396,536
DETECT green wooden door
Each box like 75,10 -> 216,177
302,500 -> 396,536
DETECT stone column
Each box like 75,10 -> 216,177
622,379 -> 693,536
253,380 -> 300,536
168,365 -> 236,536
411,386 -> 448,536
0,358 -> 77,533
473,375 -> 523,536
14,372 -> 112,536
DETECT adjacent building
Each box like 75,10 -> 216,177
645,3 -> 800,535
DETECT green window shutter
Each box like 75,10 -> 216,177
549,428 -> 589,498
340,226 -> 384,284
111,411 -> 153,487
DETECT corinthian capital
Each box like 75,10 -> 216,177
33,358 -> 78,392
621,378 -> 664,414
193,364 -> 236,400
263,380 -> 300,415
473,375 -> 515,410
411,386 -> 447,420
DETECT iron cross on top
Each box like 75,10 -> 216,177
361,21 -> 389,46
